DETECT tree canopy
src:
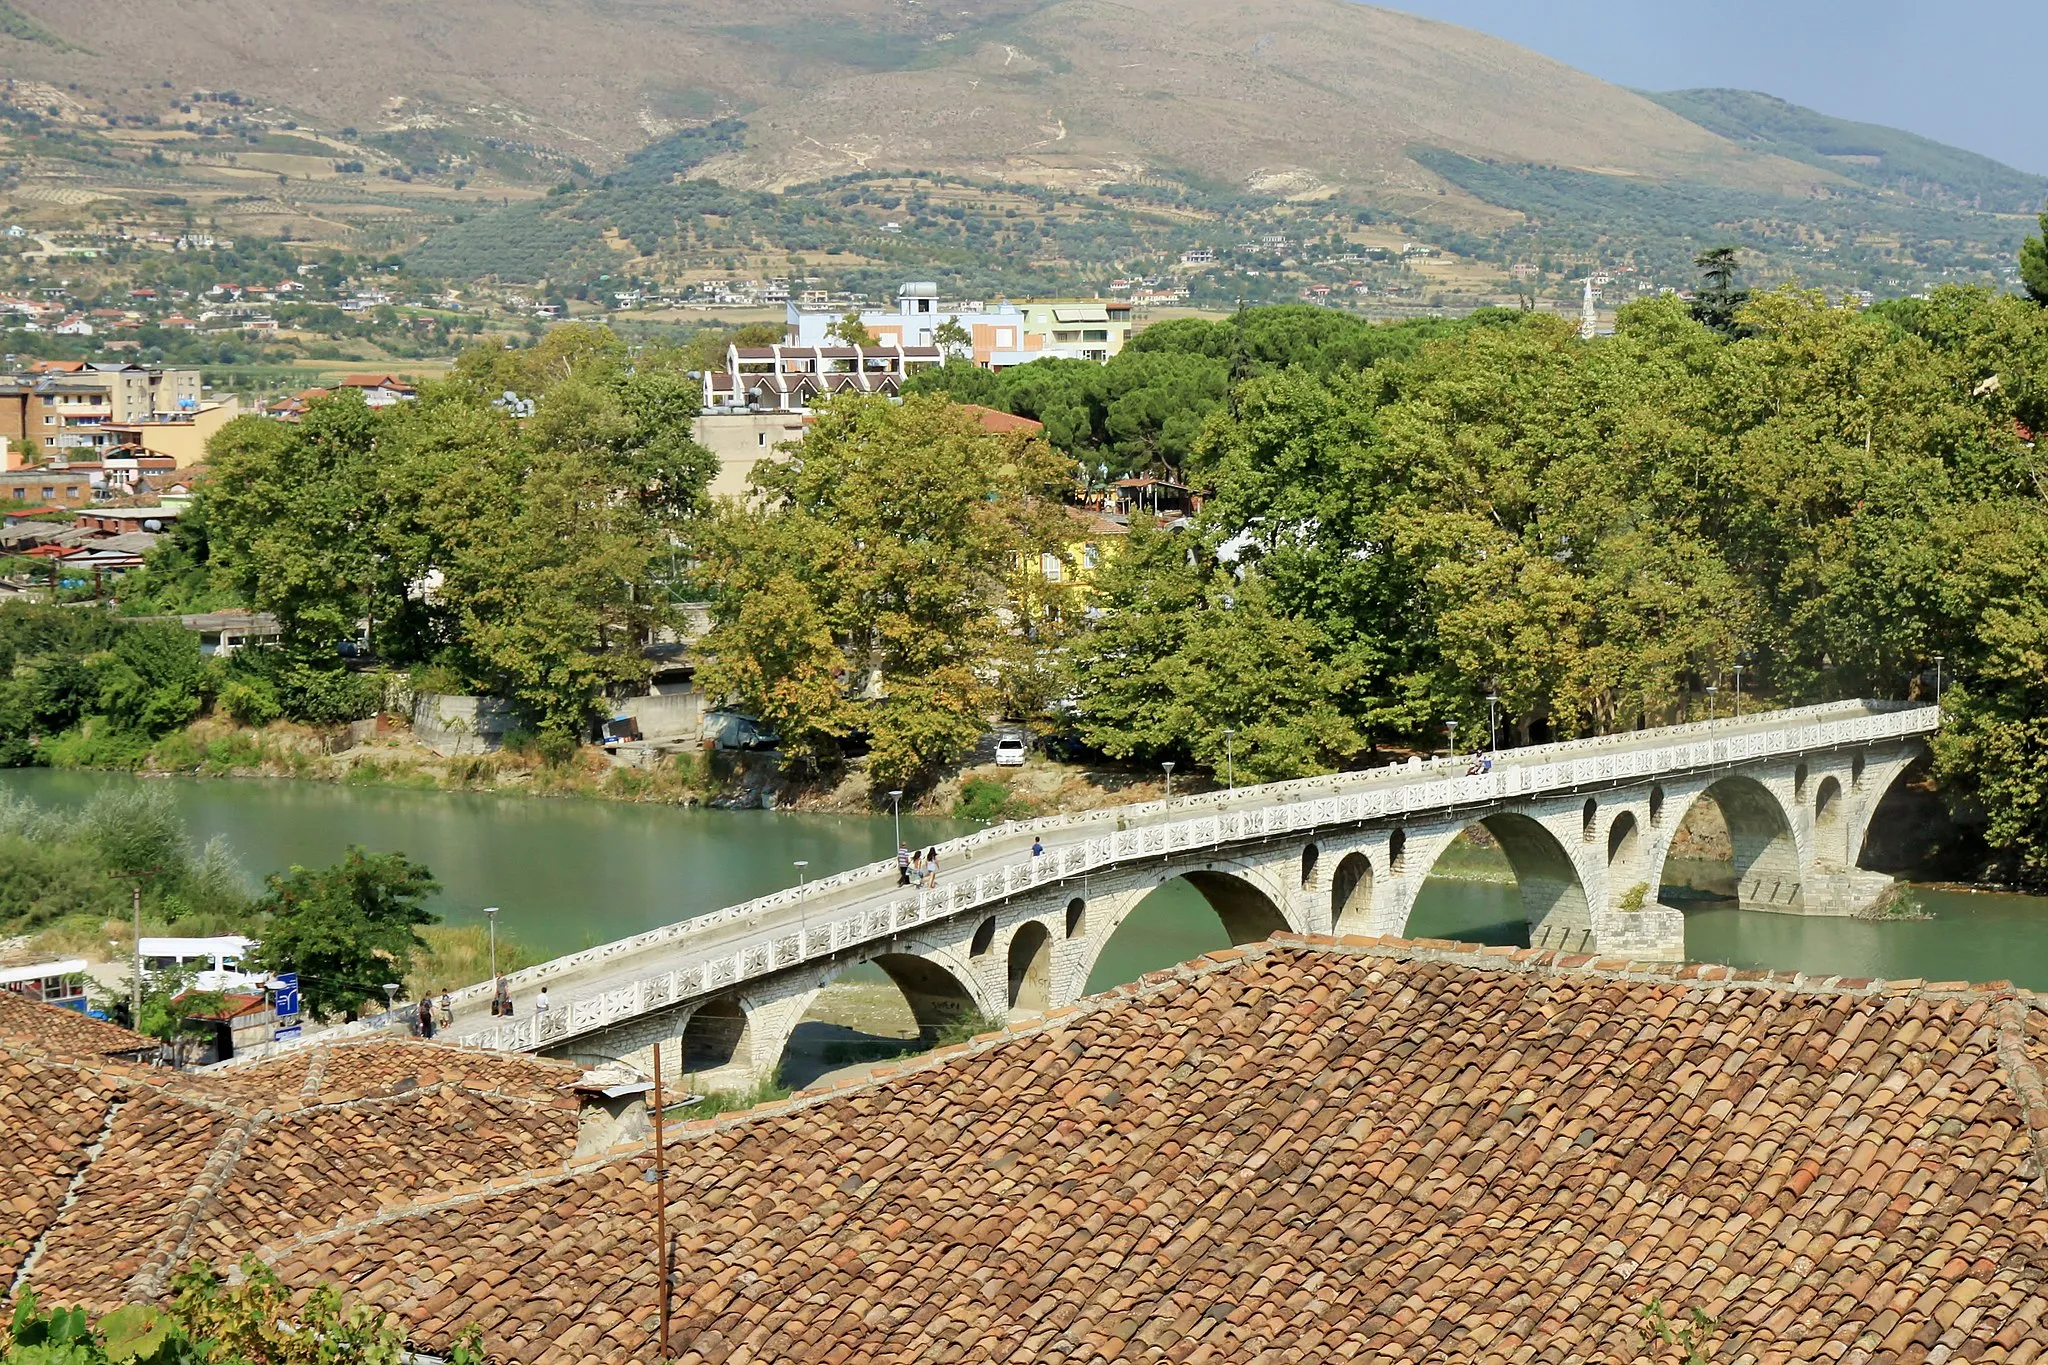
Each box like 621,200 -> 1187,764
2022,209 -> 2048,306
196,325 -> 715,733
247,847 -> 440,1019
693,394 -> 1073,786
1053,286 -> 2048,882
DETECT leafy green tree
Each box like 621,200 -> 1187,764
199,327 -> 713,735
248,848 -> 439,1019
204,395 -> 389,658
697,394 -> 1071,786
1065,518 -> 1361,780
90,622 -> 207,738
1690,246 -> 1750,335
2022,208 -> 2048,306
932,313 -> 973,358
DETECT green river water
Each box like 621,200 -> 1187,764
7,769 -> 2047,995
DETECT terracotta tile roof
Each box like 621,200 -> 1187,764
0,1053 -> 123,1288
227,1037 -> 583,1102
26,1093 -> 234,1305
2,1033 -> 588,1311
15,940 -> 2048,1363
0,989 -> 157,1060
192,1087 -> 579,1266
230,939 -> 2048,1363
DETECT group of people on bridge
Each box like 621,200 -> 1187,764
896,843 -> 942,889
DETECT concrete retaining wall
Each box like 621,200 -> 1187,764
411,692 -> 519,756
614,690 -> 703,743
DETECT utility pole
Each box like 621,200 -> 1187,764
127,878 -> 141,1025
653,1039 -> 670,1363
107,867 -> 159,1028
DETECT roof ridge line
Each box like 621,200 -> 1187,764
1996,997 -> 2048,1197
283,1077 -> 565,1118
0,1037 -> 253,1116
1276,933 -> 2033,1001
9,1096 -> 127,1298
128,1105 -> 273,1300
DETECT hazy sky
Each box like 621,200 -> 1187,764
1377,2 -> 2044,175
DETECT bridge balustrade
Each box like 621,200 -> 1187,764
267,702 -> 1935,1058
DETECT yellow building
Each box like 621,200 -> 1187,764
102,398 -> 240,466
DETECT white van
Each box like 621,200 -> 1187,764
994,735 -> 1028,767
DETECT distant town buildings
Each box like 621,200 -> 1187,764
784,282 -> 1135,368
0,361 -> 235,464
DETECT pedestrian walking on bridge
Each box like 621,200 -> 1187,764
923,846 -> 940,889
897,843 -> 912,885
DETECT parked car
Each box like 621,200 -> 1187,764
703,709 -> 780,752
994,735 -> 1028,767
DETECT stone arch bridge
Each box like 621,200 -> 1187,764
272,702 -> 1939,1088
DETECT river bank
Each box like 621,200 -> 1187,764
50,715 -> 1178,822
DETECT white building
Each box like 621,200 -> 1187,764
139,935 -> 267,993
784,282 -> 1133,369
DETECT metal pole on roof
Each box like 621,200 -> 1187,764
654,1038 -> 670,1363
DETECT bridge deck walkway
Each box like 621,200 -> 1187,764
427,701 -> 1915,1051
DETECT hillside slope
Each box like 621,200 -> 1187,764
0,0 -> 1817,204
1644,88 -> 2047,213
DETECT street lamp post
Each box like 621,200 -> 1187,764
1445,720 -> 1459,759
483,905 -> 499,983
1222,729 -> 1235,790
1732,665 -> 1744,718
381,982 -> 400,1021
1486,694 -> 1500,755
1162,761 -> 1175,801
1933,654 -> 1945,705
887,789 -> 904,851
1706,684 -> 1719,723
794,860 -> 809,887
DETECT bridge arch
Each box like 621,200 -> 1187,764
1331,852 -> 1374,934
717,936 -> 1000,1092
1815,776 -> 1842,825
1409,813 -> 1594,951
1007,922 -> 1053,1013
1070,857 -> 1301,995
1654,775 -> 1805,913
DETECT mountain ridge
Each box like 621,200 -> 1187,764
0,0 -> 1822,207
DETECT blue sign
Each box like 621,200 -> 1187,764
273,972 -> 300,1020
273,1024 -> 301,1042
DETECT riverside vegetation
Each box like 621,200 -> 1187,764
0,782 -> 520,1023
5,240 -> 2048,882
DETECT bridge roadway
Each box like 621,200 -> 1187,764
254,699 -> 1938,1075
